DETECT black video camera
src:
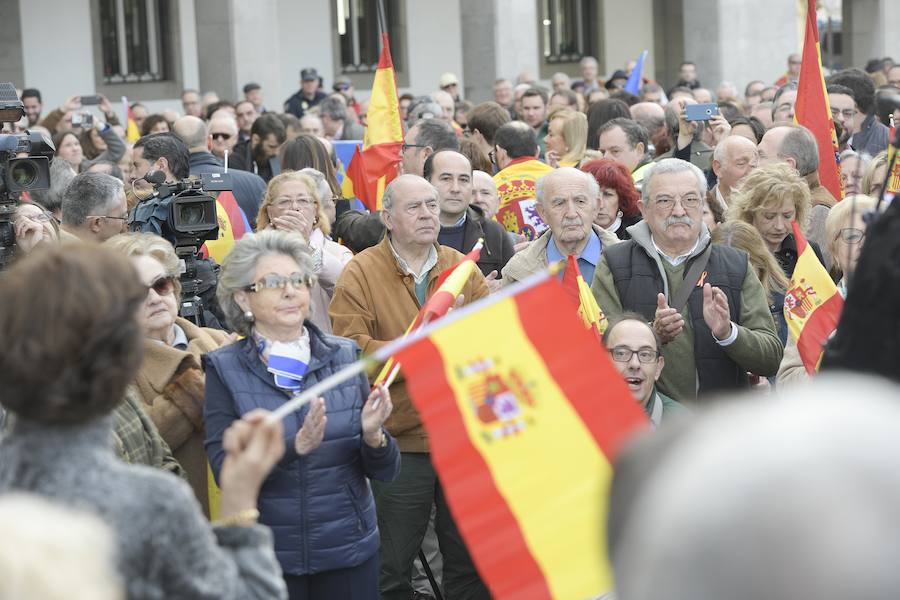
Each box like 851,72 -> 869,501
0,82 -> 55,270
131,171 -> 232,327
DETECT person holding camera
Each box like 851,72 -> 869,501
0,244 -> 288,599
105,232 -> 232,517
130,132 -> 224,328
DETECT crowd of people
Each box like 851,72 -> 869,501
1,48 -> 899,600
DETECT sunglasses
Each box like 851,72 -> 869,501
210,132 -> 232,141
148,275 -> 176,296
244,272 -> 312,293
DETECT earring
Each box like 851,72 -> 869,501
617,210 -> 623,218
243,310 -> 254,322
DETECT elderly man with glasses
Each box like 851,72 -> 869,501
592,158 -> 782,405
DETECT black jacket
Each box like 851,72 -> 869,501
283,90 -> 327,119
461,205 -> 515,277
189,152 -> 267,229
228,139 -> 279,183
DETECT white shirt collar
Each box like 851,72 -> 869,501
651,235 -> 701,266
389,237 -> 438,284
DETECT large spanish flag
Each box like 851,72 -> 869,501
373,243 -> 482,387
395,277 -> 648,598
795,0 -> 842,200
345,32 -> 404,212
784,222 -> 843,374
561,254 -> 608,339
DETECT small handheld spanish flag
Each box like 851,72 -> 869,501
784,222 -> 844,374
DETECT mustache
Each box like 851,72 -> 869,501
664,216 -> 694,229
562,217 -> 583,227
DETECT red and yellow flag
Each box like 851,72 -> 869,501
345,32 -> 404,212
561,255 -> 607,339
372,244 -> 482,387
887,145 -> 900,195
395,277 -> 647,598
784,222 -> 844,374
201,191 -> 251,264
795,0 -> 842,200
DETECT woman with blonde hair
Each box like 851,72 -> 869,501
861,150 -> 888,199
727,162 -> 821,277
713,220 -> 790,344
256,170 -> 351,333
544,108 -> 588,168
105,232 -> 231,516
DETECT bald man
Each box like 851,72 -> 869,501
710,135 -> 759,208
172,115 -> 266,228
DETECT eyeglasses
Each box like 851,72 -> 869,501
652,195 -> 701,210
87,214 -> 128,222
401,143 -> 428,153
148,275 -> 176,296
244,272 -> 312,293
210,132 -> 233,141
836,227 -> 865,244
830,108 -> 858,120
609,346 -> 660,364
272,197 -> 316,210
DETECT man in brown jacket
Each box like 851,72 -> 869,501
330,174 -> 491,600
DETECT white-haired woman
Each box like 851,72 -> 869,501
204,230 -> 399,599
105,232 -> 231,516
256,170 -> 351,334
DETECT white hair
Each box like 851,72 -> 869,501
640,158 -> 707,204
535,167 -> 599,207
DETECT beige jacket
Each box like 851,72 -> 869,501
134,317 -> 230,516
501,224 -> 620,285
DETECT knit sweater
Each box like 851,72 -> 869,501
0,416 -> 287,600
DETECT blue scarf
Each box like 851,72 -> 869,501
254,328 -> 311,393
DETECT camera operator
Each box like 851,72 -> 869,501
39,95 -> 121,136
58,172 -> 128,244
130,132 -> 225,329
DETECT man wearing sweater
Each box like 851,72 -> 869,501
592,159 -> 782,404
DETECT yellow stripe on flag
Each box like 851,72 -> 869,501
430,296 -> 614,597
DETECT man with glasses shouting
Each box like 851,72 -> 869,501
603,313 -> 685,427
59,171 -> 129,244
592,159 -> 782,405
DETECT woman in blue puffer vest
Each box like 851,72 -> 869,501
204,230 -> 400,600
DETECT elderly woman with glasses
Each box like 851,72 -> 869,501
256,170 -> 351,334
204,230 -> 399,599
105,232 -> 231,517
777,194 -> 877,385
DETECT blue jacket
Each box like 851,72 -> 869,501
203,324 -> 400,575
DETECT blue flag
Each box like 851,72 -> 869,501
624,50 -> 648,96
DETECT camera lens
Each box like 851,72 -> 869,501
10,160 -> 37,188
179,203 -> 205,225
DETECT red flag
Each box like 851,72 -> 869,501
346,33 -> 404,212
795,0 -> 842,200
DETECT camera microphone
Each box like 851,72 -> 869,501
144,170 -> 167,185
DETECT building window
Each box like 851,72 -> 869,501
99,0 -> 169,84
540,0 -> 598,64
336,0 -> 403,74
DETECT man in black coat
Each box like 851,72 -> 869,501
425,150 -> 514,288
284,68 -> 328,119
228,113 -> 285,183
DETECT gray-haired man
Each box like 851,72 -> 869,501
591,158 -> 782,404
